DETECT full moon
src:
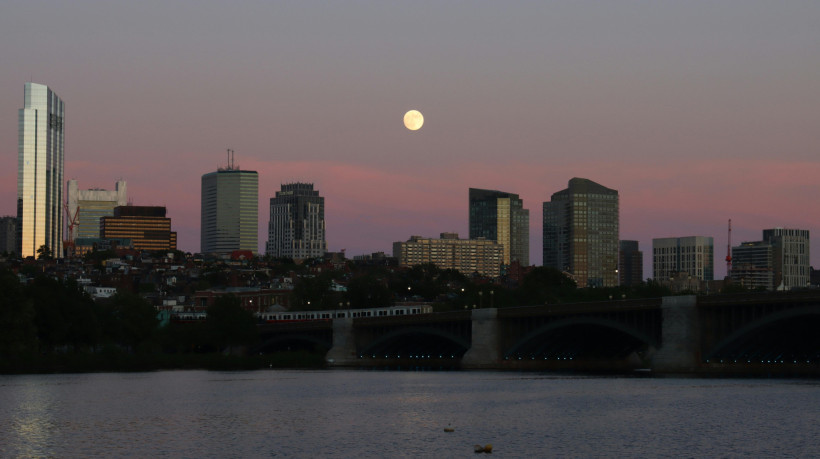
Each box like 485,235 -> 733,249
403,110 -> 424,131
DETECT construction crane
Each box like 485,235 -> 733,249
63,202 -> 79,258
725,219 -> 732,279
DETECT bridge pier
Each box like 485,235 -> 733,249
461,308 -> 500,369
325,318 -> 357,365
652,295 -> 700,373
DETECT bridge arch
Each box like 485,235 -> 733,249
359,326 -> 470,359
505,316 -> 656,360
704,306 -> 820,362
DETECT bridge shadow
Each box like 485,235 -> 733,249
358,327 -> 470,360
705,307 -> 820,364
503,318 -> 655,366
254,331 -> 332,354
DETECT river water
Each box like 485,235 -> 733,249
1,370 -> 819,458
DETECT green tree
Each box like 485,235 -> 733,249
517,267 -> 578,305
0,269 -> 37,357
205,294 -> 258,353
291,273 -> 336,310
102,291 -> 159,351
346,275 -> 394,309
36,244 -> 52,260
28,276 -> 71,351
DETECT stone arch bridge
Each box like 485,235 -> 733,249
255,292 -> 820,374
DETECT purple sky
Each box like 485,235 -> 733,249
2,1 -> 819,278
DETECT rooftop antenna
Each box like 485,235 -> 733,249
225,148 -> 237,170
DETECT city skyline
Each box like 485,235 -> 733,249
2,2 -> 819,276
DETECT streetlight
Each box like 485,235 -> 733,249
490,290 -> 494,308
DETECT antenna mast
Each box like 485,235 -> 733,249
725,219 -> 732,278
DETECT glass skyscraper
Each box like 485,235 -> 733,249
543,178 -> 619,288
17,83 -> 65,258
468,188 -> 529,267
266,183 -> 326,260
201,168 -> 259,254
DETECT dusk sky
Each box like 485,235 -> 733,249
2,1 -> 819,278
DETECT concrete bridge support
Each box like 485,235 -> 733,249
461,308 -> 500,369
652,295 -> 700,373
325,318 -> 357,365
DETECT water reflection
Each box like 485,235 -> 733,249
4,377 -> 61,457
1,371 -> 820,457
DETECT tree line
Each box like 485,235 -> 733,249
0,268 -> 259,370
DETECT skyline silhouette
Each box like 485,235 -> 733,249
2,2 -> 819,277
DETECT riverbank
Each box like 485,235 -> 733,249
0,351 -> 326,374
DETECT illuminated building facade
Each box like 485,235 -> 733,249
393,233 -> 504,278
67,180 -> 128,241
731,228 -> 810,290
266,183 -> 326,259
652,236 -> 714,281
100,206 -> 177,251
17,83 -> 65,258
468,188 -> 529,266
543,178 -> 619,288
201,168 -> 258,254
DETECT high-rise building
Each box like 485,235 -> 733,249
100,206 -> 177,251
652,236 -> 714,281
67,180 -> 128,241
619,240 -> 643,286
764,228 -> 810,290
731,228 -> 809,290
543,178 -> 619,288
0,216 -> 16,254
393,232 -> 504,278
731,241 -> 774,290
266,183 -> 326,259
468,188 -> 529,266
201,163 -> 258,254
17,83 -> 65,258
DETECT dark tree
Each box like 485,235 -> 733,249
36,244 -> 53,260
517,267 -> 578,305
0,269 -> 37,357
205,294 -> 258,353
345,275 -> 394,309
102,291 -> 159,351
291,273 -> 336,310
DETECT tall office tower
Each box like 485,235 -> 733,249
266,183 -> 327,259
393,233 -> 505,278
619,240 -> 643,286
100,206 -> 177,251
67,180 -> 128,241
543,178 -> 619,288
17,83 -> 65,258
468,188 -> 529,266
0,216 -> 16,254
652,236 -> 714,281
201,161 -> 259,254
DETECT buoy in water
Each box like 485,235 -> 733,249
473,444 -> 493,454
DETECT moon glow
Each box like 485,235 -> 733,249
403,110 -> 424,131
